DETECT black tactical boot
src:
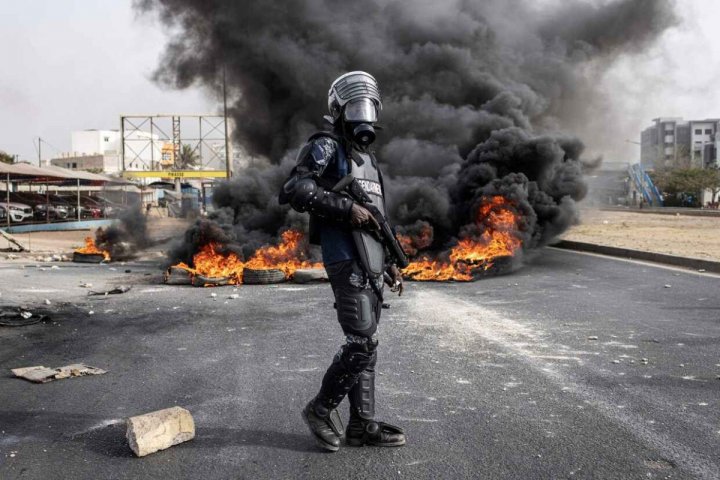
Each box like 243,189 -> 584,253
301,401 -> 344,452
346,370 -> 406,447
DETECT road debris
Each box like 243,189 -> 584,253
292,268 -> 329,284
664,284 -> 672,288
0,229 -> 26,251
163,266 -> 192,285
126,406 -> 195,457
88,285 -> 132,296
11,364 -> 107,383
79,282 -> 93,288
0,307 -> 48,327
587,336 -> 598,340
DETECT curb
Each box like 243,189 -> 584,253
598,206 -> 720,218
551,240 -> 720,274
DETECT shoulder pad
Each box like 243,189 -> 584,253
303,137 -> 338,167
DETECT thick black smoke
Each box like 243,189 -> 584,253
137,0 -> 677,266
96,206 -> 151,260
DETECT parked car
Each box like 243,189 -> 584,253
0,202 -> 34,223
58,194 -> 103,218
9,192 -> 61,220
46,194 -> 75,219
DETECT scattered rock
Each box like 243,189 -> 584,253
611,360 -> 621,364
11,364 -> 106,383
664,285 -> 671,288
210,293 -> 217,298
126,406 -> 195,457
44,299 -> 51,305
88,286 -> 132,296
228,294 -> 239,299
79,283 -> 93,288
587,336 -> 598,341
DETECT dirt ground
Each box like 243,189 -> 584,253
3,209 -> 719,263
0,215 -> 188,256
562,209 -> 720,261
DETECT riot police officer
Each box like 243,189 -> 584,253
279,71 -> 406,452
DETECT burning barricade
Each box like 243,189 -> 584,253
72,206 -> 150,263
73,237 -> 111,263
165,230 -> 322,287
401,196 -> 523,281
165,195 -> 523,287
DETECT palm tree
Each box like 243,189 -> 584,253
177,144 -> 200,169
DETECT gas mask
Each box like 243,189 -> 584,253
343,98 -> 378,147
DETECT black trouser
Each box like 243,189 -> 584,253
312,259 -> 382,418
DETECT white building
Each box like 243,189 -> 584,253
50,129 -> 161,174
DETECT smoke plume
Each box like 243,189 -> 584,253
136,0 -> 678,267
96,206 -> 151,260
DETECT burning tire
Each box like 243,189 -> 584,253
242,268 -> 286,285
73,252 -> 107,263
292,268 -> 328,284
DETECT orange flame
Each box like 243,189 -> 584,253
75,236 -> 111,261
401,196 -> 521,281
175,229 -> 321,285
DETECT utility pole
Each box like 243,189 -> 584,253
223,66 -> 232,180
37,137 -> 42,167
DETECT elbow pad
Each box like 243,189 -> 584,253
289,178 -> 352,222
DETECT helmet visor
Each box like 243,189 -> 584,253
343,98 -> 378,123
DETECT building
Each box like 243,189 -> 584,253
641,117 -> 720,170
49,129 -> 162,174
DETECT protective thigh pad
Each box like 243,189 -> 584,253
336,289 -> 377,337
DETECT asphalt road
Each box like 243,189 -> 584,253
0,249 -> 718,479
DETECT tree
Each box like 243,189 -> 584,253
0,151 -> 14,164
703,167 -> 720,204
177,144 -> 200,169
650,167 -> 709,207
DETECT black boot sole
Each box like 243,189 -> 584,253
301,409 -> 340,452
346,436 -> 406,447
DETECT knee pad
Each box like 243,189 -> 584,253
335,336 -> 377,376
336,289 -> 377,337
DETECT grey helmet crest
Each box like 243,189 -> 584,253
327,71 -> 382,146
327,71 -> 382,122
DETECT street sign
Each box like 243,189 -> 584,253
122,170 -> 228,179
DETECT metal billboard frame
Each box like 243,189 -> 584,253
119,114 -> 231,177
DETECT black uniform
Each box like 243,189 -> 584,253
280,130 -> 404,450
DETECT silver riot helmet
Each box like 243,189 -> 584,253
327,71 -> 382,146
